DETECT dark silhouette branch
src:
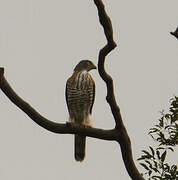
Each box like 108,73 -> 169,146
170,27 -> 178,39
0,1 -> 144,179
94,1 -> 144,179
0,68 -> 120,141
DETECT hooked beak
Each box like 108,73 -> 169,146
93,64 -> 97,70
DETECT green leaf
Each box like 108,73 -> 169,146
148,170 -> 152,176
163,163 -> 170,172
161,151 -> 167,162
149,146 -> 155,157
159,118 -> 164,127
149,128 -> 159,135
168,147 -> 174,152
152,167 -> 159,173
159,132 -> 165,138
153,161 -> 158,168
165,125 -> 170,129
165,114 -> 171,120
156,150 -> 160,160
171,165 -> 177,172
137,156 -> 147,161
156,147 -> 165,150
142,150 -> 152,158
145,160 -> 152,168
155,125 -> 161,128
140,163 -> 150,171
152,176 -> 162,179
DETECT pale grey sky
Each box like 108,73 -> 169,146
0,0 -> 177,179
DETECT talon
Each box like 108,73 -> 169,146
66,122 -> 72,127
82,124 -> 92,128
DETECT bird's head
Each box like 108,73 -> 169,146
74,60 -> 97,72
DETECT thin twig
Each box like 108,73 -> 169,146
170,27 -> 178,39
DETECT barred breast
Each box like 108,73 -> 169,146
66,70 -> 95,125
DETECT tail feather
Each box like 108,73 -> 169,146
75,135 -> 86,161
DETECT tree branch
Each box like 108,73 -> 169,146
0,1 -> 145,179
93,0 -> 144,179
170,27 -> 178,39
0,68 -> 120,141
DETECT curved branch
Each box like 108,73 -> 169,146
0,1 -> 145,179
0,68 -> 120,141
93,0 -> 144,179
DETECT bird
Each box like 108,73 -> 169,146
65,60 -> 96,161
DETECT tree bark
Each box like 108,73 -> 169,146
0,1 -> 145,179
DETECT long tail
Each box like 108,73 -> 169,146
75,135 -> 86,161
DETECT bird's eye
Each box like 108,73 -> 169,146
87,61 -> 91,66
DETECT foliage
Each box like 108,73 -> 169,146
138,96 -> 178,179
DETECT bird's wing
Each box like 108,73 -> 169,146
89,77 -> 95,114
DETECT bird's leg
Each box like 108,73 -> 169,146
66,121 -> 73,127
82,117 -> 92,128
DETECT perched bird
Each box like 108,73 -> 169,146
66,60 -> 96,161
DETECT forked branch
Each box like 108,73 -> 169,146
0,1 -> 144,179
94,0 -> 144,179
170,27 -> 178,39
